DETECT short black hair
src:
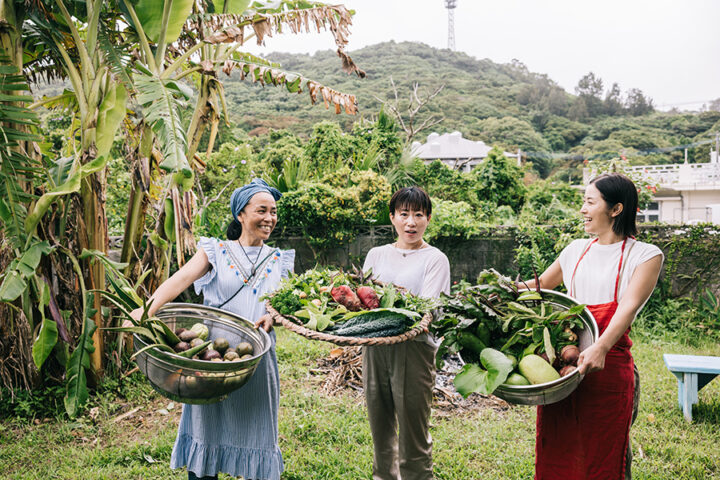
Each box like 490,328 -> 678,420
389,186 -> 432,217
589,173 -> 638,237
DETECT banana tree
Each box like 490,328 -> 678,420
119,0 -> 365,289
1,0 -> 364,417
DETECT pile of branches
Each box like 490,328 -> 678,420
311,347 -> 510,414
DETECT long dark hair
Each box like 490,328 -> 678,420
589,173 -> 638,237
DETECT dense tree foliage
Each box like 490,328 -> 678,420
218,41 -> 718,181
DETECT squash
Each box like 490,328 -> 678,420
518,354 -> 561,385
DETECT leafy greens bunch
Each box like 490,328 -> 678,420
266,266 -> 438,338
433,269 -> 586,397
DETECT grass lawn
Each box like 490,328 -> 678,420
1,328 -> 719,479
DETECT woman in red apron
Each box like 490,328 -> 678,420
523,173 -> 663,479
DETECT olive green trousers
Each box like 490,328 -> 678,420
362,340 -> 436,480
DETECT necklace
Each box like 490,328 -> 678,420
238,241 -> 264,276
394,241 -> 428,257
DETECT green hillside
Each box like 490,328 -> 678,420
221,41 -> 720,178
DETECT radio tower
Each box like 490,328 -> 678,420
445,0 -> 457,51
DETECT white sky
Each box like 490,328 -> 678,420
244,0 -> 720,111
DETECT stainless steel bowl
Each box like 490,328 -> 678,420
133,303 -> 271,404
460,289 -> 599,406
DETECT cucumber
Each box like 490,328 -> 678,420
475,323 -> 491,346
457,330 -> 486,354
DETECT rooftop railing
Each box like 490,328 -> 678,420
584,163 -> 720,188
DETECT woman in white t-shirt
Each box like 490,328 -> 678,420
524,173 -> 663,480
362,186 -> 450,480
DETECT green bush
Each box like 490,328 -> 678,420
471,148 -> 527,212
277,171 -> 392,251
424,198 -> 487,242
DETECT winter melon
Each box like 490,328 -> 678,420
518,354 -> 561,385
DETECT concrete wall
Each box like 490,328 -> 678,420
269,225 -> 720,297
271,231 -> 518,282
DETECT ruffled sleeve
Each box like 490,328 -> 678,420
280,249 -> 295,279
194,237 -> 218,294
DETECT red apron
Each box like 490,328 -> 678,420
535,238 -> 635,480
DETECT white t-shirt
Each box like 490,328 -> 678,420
362,244 -> 451,299
363,244 -> 451,346
558,237 -> 664,306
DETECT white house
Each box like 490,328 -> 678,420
589,150 -> 720,225
411,131 -> 521,172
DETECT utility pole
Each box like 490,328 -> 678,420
444,0 -> 457,51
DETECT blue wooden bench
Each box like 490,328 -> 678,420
663,354 -> 720,422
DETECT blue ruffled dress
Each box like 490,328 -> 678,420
170,237 -> 295,479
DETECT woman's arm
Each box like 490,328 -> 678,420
128,249 -> 211,322
520,259 -> 564,291
577,255 -> 662,374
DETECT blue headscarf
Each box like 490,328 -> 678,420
230,178 -> 282,218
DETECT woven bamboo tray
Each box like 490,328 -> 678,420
265,301 -> 433,346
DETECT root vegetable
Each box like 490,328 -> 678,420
178,329 -> 198,342
559,365 -> 577,377
236,342 -> 253,356
356,286 -> 380,309
561,345 -> 580,366
330,286 -> 363,311
201,349 -> 221,361
213,337 -> 230,353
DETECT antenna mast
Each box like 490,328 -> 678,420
445,0 -> 457,51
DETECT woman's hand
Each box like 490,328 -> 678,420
122,308 -> 144,328
255,313 -> 274,332
577,342 -> 609,374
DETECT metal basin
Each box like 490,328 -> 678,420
133,303 -> 270,404
461,289 -> 599,406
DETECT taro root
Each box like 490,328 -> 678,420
213,337 -> 230,353
175,327 -> 187,337
190,338 -> 204,348
211,358 -> 224,362
559,365 -> 577,377
561,345 -> 580,366
225,347 -> 237,356
179,329 -> 198,342
201,349 -> 222,361
239,354 -> 253,361
236,341 -> 253,356
173,341 -> 190,352
224,351 -> 240,362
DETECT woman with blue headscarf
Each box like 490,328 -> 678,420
129,178 -> 294,480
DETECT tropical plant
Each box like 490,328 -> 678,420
0,0 -> 364,418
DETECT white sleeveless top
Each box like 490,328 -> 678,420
558,237 -> 663,306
